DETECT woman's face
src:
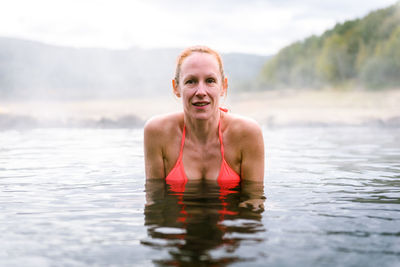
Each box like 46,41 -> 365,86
174,52 -> 227,121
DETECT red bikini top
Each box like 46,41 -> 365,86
165,109 -> 240,192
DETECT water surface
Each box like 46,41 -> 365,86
0,127 -> 399,266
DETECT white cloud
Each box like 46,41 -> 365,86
0,0 -> 397,55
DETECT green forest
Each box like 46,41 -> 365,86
258,2 -> 400,90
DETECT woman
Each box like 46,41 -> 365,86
144,46 -> 264,187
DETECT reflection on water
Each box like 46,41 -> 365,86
142,180 -> 265,266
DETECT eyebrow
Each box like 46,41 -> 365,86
183,72 -> 218,78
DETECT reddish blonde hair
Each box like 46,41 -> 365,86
174,46 -> 225,85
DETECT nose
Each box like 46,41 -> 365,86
195,81 -> 207,97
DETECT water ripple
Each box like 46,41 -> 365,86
1,127 -> 400,266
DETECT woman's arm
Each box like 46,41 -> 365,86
239,180 -> 265,212
238,120 -> 265,211
144,118 -> 166,179
145,178 -> 166,207
240,120 -> 265,181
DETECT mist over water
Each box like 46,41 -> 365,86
0,37 -> 270,130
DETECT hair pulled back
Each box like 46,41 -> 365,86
174,46 -> 225,86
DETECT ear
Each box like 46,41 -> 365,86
221,77 -> 228,96
172,79 -> 181,97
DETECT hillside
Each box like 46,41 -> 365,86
258,2 -> 400,89
0,38 -> 268,100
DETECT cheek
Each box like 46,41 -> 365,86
182,86 -> 197,96
211,86 -> 223,97
181,89 -> 193,103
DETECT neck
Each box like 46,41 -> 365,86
184,112 -> 220,144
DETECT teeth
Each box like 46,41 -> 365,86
194,103 -> 208,106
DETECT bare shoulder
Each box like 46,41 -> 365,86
144,112 -> 183,138
144,112 -> 183,179
224,113 -> 263,140
222,113 -> 264,176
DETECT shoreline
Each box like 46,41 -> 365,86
229,89 -> 400,126
1,89 -> 400,128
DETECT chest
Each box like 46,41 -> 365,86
164,128 -> 241,180
181,141 -> 222,180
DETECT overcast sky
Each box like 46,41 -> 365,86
0,0 -> 398,55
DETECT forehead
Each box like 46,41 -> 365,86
180,52 -> 220,76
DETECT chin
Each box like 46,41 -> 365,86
192,112 -> 211,120
185,104 -> 218,120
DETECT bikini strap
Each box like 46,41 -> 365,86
178,124 -> 186,161
218,107 -> 228,158
218,118 -> 225,159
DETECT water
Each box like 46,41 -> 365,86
1,127 -> 399,266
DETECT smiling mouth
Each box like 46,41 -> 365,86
192,102 -> 209,107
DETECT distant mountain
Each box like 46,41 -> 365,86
0,37 -> 269,100
258,2 -> 400,89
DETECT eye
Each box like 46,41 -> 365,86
206,78 -> 216,83
185,79 -> 195,85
